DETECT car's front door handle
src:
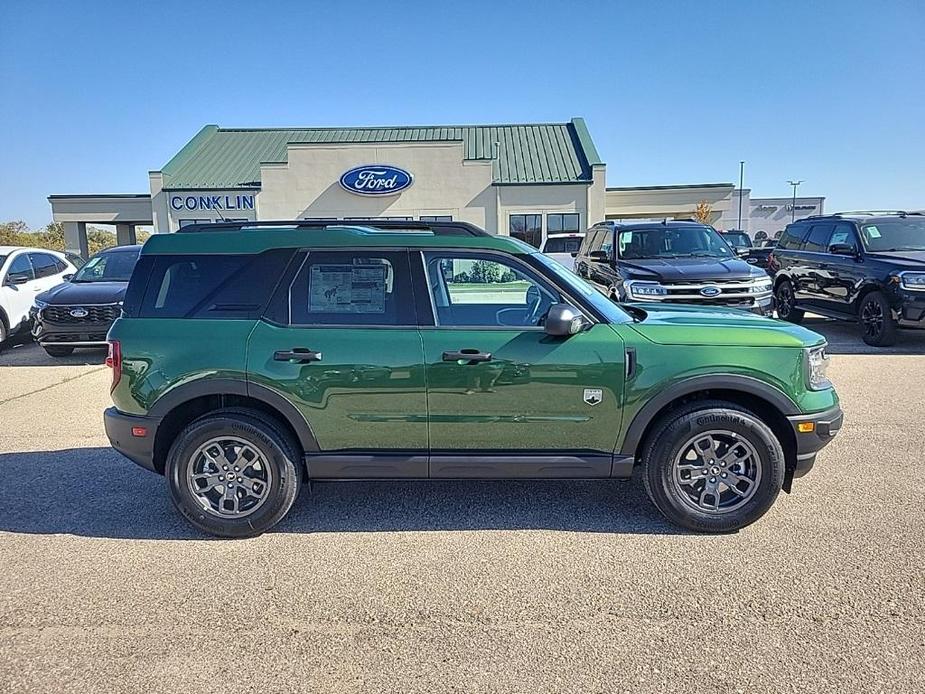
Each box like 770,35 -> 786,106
274,348 -> 323,363
442,349 -> 492,363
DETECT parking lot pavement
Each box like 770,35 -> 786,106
1,333 -> 923,694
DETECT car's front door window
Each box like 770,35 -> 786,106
424,252 -> 559,328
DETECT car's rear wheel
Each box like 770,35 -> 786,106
165,410 -> 302,538
43,345 -> 74,357
641,400 -> 785,533
859,291 -> 898,347
774,280 -> 804,323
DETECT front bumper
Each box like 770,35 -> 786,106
104,407 -> 161,473
32,313 -> 114,346
893,288 -> 925,328
786,404 -> 844,479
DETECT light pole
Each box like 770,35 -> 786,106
788,180 -> 804,222
737,161 -> 745,231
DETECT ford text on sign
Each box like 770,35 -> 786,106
339,165 -> 413,196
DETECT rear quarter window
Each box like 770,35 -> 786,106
135,250 -> 295,319
777,225 -> 810,250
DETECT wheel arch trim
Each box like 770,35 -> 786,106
619,374 -> 800,457
147,378 -> 319,452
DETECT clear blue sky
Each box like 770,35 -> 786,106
1,0 -> 922,227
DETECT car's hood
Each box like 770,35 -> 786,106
38,281 -> 127,304
866,250 -> 925,268
626,303 -> 824,348
619,257 -> 760,282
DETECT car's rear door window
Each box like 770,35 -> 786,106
803,224 -> 835,253
289,250 -> 415,326
28,252 -> 60,279
777,225 -> 810,250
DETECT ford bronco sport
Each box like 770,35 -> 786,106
104,220 -> 842,537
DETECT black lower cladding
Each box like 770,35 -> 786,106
305,451 -> 635,479
786,404 -> 844,478
104,407 -> 161,473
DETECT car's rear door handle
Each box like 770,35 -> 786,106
442,349 -> 492,363
274,348 -> 323,363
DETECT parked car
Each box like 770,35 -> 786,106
540,232 -> 585,268
0,247 -> 77,346
720,229 -> 752,253
31,245 -> 141,356
574,220 -> 773,314
771,211 -> 925,346
103,219 -> 841,538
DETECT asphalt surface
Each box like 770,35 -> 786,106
1,319 -> 924,693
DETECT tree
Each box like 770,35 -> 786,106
693,200 -> 713,224
0,220 -> 150,256
469,260 -> 502,284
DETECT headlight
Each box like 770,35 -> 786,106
898,272 -> 925,291
805,344 -> 831,390
749,277 -> 773,294
33,299 -> 48,310
624,280 -> 667,300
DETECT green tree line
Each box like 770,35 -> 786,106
0,220 -> 150,256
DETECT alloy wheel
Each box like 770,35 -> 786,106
672,430 -> 762,514
777,284 -> 793,318
861,299 -> 884,339
187,436 -> 273,518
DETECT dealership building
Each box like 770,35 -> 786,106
48,118 -> 823,256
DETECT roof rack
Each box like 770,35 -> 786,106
801,211 -> 923,221
176,219 -> 491,237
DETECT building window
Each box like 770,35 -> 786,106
178,219 -> 209,228
509,214 -> 542,248
420,215 -> 453,222
546,213 -> 580,233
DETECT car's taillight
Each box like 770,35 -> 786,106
106,340 -> 122,392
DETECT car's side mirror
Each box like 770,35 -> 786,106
545,303 -> 587,336
589,250 -> 609,262
829,243 -> 859,257
570,251 -> 578,258
5,273 -> 29,286
63,273 -> 74,281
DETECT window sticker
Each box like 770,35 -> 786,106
308,264 -> 386,313
865,225 -> 882,239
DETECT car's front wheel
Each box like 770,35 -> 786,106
859,290 -> 898,347
641,400 -> 785,533
165,410 -> 302,538
774,279 -> 804,323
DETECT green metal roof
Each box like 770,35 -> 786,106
142,225 -> 533,256
158,118 -> 602,190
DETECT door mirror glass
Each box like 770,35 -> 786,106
829,243 -> 858,256
544,303 -> 586,336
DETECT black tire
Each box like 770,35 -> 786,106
859,291 -> 898,347
165,410 -> 302,538
641,400 -> 785,533
43,345 -> 74,357
774,279 -> 804,323
0,317 -> 7,347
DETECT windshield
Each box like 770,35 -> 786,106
860,219 -> 925,252
543,237 -> 583,254
723,232 -> 751,249
617,226 -> 734,260
530,252 -> 632,324
72,250 -> 139,282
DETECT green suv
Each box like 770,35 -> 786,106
103,220 -> 842,537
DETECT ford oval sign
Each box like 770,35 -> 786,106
699,285 -> 722,298
69,307 -> 89,318
340,164 -> 413,196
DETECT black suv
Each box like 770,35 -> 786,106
32,245 -> 141,356
771,211 -> 925,346
575,220 -> 773,314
